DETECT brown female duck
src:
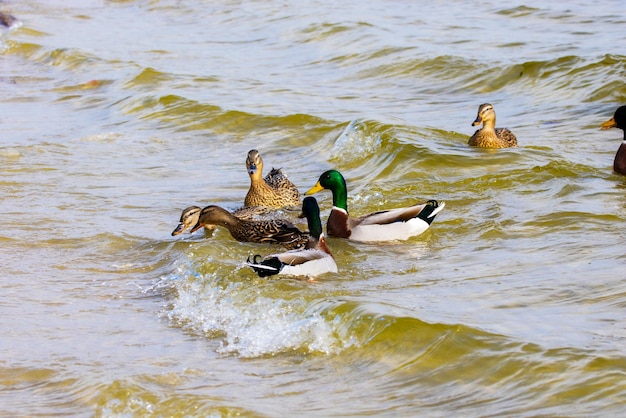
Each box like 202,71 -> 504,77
189,205 -> 308,250
600,105 -> 626,175
171,205 -> 274,236
244,149 -> 300,208
469,103 -> 518,148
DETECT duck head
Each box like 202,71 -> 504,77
472,103 -> 496,128
246,149 -> 264,177
305,169 -> 349,211
190,205 -> 233,233
171,206 -> 201,236
600,106 -> 626,131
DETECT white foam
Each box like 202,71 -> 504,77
161,266 -> 354,357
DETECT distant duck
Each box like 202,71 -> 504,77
469,103 -> 518,148
171,205 -> 275,236
600,105 -> 626,175
246,197 -> 337,279
0,12 -> 17,28
244,149 -> 300,208
188,205 -> 308,250
304,169 -> 444,242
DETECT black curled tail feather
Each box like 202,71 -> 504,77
417,200 -> 441,225
246,255 -> 284,277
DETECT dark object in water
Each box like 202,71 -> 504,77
600,105 -> 626,175
0,12 -> 17,28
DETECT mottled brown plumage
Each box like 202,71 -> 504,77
469,103 -> 518,148
244,149 -> 300,208
189,205 -> 308,250
171,205 -> 276,236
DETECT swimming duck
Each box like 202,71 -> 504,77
189,205 -> 308,250
469,103 -> 518,148
246,196 -> 337,278
600,105 -> 626,175
244,149 -> 300,208
305,170 -> 445,242
171,205 -> 276,236
0,12 -> 17,28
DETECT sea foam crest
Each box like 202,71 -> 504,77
163,269 -> 355,357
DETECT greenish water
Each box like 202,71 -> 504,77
1,0 -> 626,416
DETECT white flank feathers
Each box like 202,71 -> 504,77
279,250 -> 338,277
349,202 -> 445,242
349,217 -> 430,242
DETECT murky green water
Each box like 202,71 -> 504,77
1,0 -> 626,416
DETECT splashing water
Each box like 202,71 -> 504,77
331,119 -> 382,163
162,266 -> 357,358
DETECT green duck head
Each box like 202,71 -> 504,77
305,169 -> 348,211
301,196 -> 323,239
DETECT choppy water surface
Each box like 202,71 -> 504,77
1,0 -> 626,416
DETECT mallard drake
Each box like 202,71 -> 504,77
171,205 -> 276,236
600,105 -> 626,175
246,196 -> 337,278
188,205 -> 308,250
244,149 -> 300,208
469,103 -> 518,148
305,170 -> 444,242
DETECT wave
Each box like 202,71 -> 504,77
159,252 -> 503,359
154,255 -> 626,415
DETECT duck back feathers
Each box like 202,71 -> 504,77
191,205 -> 308,249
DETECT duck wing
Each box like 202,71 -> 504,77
244,219 -> 308,249
232,205 -> 275,220
345,201 -> 444,242
275,249 -> 328,266
246,248 -> 336,278
245,250 -> 323,277
495,128 -> 518,147
265,168 -> 300,203
264,168 -> 289,187
354,202 -> 434,226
